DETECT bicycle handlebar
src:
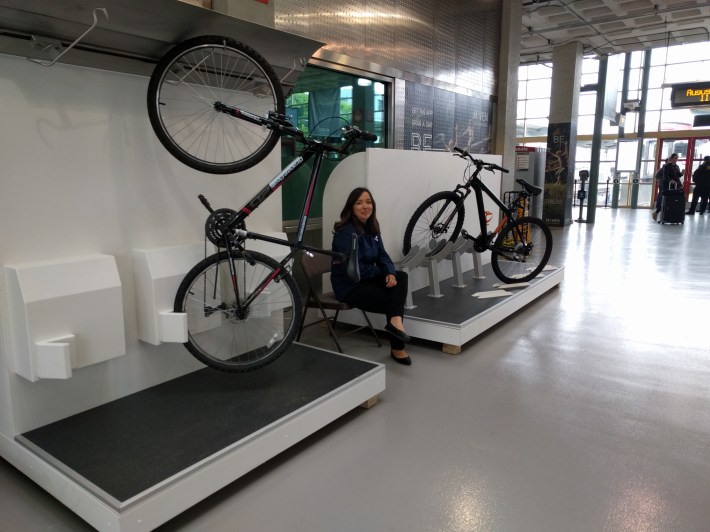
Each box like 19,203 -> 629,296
453,146 -> 509,173
214,102 -> 376,154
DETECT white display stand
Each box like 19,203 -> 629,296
0,48 -> 384,531
132,235 -> 289,346
322,149 -> 564,352
4,254 -> 125,381
3,347 -> 385,532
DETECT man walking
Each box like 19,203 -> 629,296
686,155 -> 710,215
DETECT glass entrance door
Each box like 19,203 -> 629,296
687,139 -> 710,204
652,137 -> 710,205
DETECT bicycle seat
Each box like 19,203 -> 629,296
516,179 -> 542,197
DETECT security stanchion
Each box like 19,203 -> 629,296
576,169 -> 589,223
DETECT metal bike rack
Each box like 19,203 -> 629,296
27,7 -> 109,67
449,237 -> 476,287
426,241 -> 454,298
395,245 -> 427,309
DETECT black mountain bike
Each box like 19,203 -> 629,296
147,36 -> 373,371
402,147 -> 553,284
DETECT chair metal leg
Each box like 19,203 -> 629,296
313,301 -> 344,353
296,291 -> 312,342
321,314 -> 344,353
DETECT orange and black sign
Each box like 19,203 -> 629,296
670,82 -> 710,108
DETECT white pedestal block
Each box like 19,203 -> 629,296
35,334 -> 75,379
133,235 -> 289,346
132,244 -> 205,345
4,255 -> 126,382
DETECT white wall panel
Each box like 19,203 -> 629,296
0,53 -> 283,434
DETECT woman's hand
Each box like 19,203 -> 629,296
385,274 -> 397,288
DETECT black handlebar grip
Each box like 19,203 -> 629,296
453,147 -> 465,154
361,131 -> 378,142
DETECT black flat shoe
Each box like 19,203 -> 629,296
390,351 -> 412,365
385,323 -> 411,343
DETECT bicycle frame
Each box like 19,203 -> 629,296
439,169 -> 517,249
203,107 -> 359,312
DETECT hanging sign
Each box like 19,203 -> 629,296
670,82 -> 710,109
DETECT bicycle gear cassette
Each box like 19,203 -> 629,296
205,208 -> 243,247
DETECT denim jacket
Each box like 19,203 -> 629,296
331,222 -> 396,301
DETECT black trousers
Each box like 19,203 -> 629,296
342,271 -> 409,350
688,185 -> 709,213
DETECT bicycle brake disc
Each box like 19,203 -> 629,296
205,208 -> 243,247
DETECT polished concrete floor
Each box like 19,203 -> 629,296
2,207 -> 709,531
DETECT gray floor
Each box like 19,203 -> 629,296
2,207 -> 710,532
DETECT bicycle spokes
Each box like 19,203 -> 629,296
491,217 -> 552,283
403,191 -> 464,256
177,252 -> 301,372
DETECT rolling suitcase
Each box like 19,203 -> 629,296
658,182 -> 685,224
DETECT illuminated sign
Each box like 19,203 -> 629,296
670,82 -> 710,108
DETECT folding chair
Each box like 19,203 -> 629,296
297,252 -> 382,353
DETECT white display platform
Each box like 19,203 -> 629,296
340,264 -> 564,352
320,148 -> 563,352
4,345 -> 385,532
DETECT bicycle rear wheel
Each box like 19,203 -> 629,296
148,35 -> 285,174
402,191 -> 465,256
175,250 -> 301,372
491,216 -> 552,283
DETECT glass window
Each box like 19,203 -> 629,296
517,99 -> 526,117
525,118 -> 548,137
519,43 -> 709,185
578,93 -> 596,114
527,63 -> 553,79
581,72 -> 598,87
646,88 -> 663,110
624,112 -> 637,133
577,115 -> 596,135
518,82 -> 527,100
516,120 -> 526,138
526,78 -> 552,99
647,66 -> 666,89
525,98 -> 550,119
645,111 -> 660,132
582,59 -> 599,75
629,51 -> 644,69
281,66 -> 389,223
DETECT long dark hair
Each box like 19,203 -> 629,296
333,187 -> 381,235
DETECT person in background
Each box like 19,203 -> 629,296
685,155 -> 710,215
652,152 -> 683,221
331,187 -> 412,365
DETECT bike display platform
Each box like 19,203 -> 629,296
6,343 -> 385,532
405,263 -> 564,353
341,263 -> 564,354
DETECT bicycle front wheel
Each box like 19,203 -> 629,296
175,250 -> 301,372
491,216 -> 552,283
148,35 -> 285,174
402,191 -> 465,256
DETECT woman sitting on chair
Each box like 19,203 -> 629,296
331,187 -> 412,365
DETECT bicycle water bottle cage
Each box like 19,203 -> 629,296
205,208 -> 244,247
346,233 -> 361,283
